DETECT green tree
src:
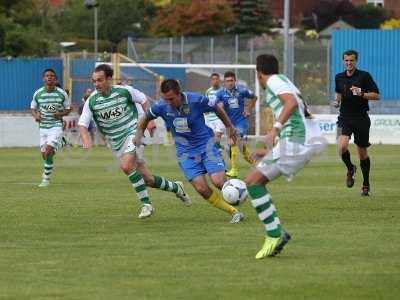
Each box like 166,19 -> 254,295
353,4 -> 387,29
3,27 -> 56,57
150,0 -> 235,36
0,0 -> 59,57
230,0 -> 273,34
58,0 -> 156,46
304,0 -> 388,30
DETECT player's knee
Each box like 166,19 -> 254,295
120,163 -> 134,175
142,174 -> 155,186
44,147 -> 54,159
357,148 -> 368,160
194,184 -> 211,198
244,177 -> 255,186
213,179 -> 225,190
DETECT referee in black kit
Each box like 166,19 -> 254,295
333,50 -> 380,196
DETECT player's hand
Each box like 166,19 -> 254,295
264,128 -> 278,149
34,114 -> 41,122
330,100 -> 340,108
242,110 -> 251,118
54,111 -> 64,120
146,120 -> 157,137
250,148 -> 268,161
82,141 -> 92,149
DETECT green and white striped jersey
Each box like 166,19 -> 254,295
265,74 -> 307,144
78,85 -> 146,151
30,87 -> 70,129
204,87 -> 221,122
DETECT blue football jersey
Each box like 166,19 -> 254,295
216,85 -> 255,126
147,92 -> 216,157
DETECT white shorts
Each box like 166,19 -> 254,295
205,118 -> 225,134
257,140 -> 325,181
112,135 -> 144,161
39,127 -> 63,152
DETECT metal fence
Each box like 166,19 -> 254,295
0,58 -> 63,110
3,31 -> 400,112
127,34 -> 329,105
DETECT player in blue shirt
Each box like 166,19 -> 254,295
216,71 -> 257,177
134,79 -> 244,223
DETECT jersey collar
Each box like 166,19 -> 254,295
345,68 -> 359,78
223,85 -> 238,97
176,92 -> 190,115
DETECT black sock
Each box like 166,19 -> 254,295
360,157 -> 370,186
341,150 -> 353,171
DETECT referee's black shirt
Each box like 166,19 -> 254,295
335,69 -> 379,118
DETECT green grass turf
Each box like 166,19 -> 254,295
0,145 -> 399,300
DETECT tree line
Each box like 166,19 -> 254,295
0,0 -> 390,58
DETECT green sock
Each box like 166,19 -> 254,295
42,155 -> 54,181
247,184 -> 282,238
153,175 -> 179,193
128,171 -> 150,205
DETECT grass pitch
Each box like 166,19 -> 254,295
0,145 -> 399,299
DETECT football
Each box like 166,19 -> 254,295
222,179 -> 248,205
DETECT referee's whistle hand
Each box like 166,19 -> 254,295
330,101 -> 340,108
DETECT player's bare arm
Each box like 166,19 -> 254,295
215,103 -> 237,144
31,108 -> 41,122
79,125 -> 92,149
243,96 -> 257,117
54,108 -> 72,120
134,115 -> 150,147
331,92 -> 342,108
141,100 -> 156,136
264,93 -> 298,147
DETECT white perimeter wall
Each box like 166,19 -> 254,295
1,114 -> 399,147
314,114 -> 400,145
0,115 -> 40,147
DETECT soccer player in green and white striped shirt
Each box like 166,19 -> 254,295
30,68 -> 71,187
204,73 -> 225,150
245,54 -> 326,259
78,64 -> 191,219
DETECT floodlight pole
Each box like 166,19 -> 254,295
94,6 -> 98,61
84,1 -> 99,60
283,0 -> 290,77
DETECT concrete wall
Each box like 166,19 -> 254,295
0,115 -> 39,147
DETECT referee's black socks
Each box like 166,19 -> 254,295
360,157 -> 371,186
341,150 -> 354,171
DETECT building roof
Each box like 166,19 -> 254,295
319,19 -> 354,38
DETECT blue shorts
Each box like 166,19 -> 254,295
234,119 -> 248,137
177,145 -> 225,181
88,121 -> 96,132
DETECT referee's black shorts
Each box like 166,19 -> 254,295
337,115 -> 371,147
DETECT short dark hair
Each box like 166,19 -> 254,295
256,54 -> 279,75
94,64 -> 114,78
43,68 -> 57,78
160,79 -> 181,94
343,50 -> 358,60
224,71 -> 236,79
211,73 -> 220,78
